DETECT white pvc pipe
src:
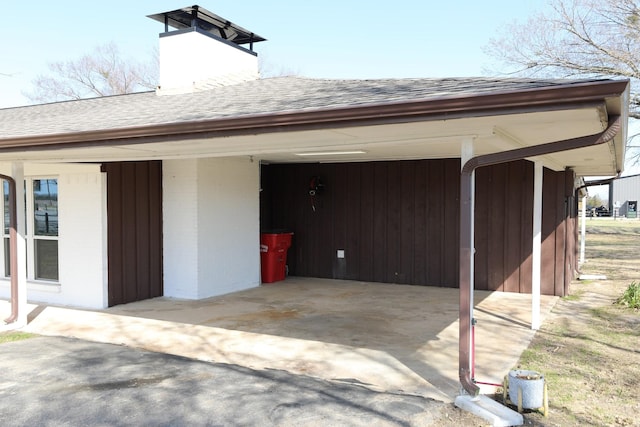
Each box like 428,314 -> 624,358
580,194 -> 587,264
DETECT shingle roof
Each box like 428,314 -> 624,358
0,76 -> 617,139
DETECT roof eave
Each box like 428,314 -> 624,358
0,79 -> 630,153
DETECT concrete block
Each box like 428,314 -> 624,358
455,394 -> 523,426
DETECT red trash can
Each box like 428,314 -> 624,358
260,232 -> 293,283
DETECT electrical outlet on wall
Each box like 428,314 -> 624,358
337,249 -> 345,259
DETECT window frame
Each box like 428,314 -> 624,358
2,176 -> 60,283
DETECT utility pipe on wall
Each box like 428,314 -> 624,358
1,174 -> 18,324
459,116 -> 621,396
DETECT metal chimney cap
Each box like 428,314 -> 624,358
147,5 -> 266,45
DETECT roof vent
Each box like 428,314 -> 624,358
148,5 -> 267,95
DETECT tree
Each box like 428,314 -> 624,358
587,194 -> 605,209
486,0 -> 640,164
24,43 -> 157,103
258,53 -> 300,78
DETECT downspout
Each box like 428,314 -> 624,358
459,115 -> 621,396
1,174 -> 18,324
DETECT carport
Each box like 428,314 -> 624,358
0,76 -> 630,410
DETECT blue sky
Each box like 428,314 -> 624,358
0,0 -> 635,190
0,0 -> 541,108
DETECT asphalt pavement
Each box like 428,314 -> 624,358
0,336 -> 458,426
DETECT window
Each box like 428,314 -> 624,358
32,179 -> 59,280
2,178 -> 59,282
3,181 -> 10,276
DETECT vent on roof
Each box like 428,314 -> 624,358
148,5 -> 266,95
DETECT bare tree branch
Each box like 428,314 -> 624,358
485,0 -> 640,166
23,42 -> 158,103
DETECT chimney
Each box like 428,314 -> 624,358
148,5 -> 266,95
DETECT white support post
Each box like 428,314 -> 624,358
12,162 -> 28,327
531,162 -> 543,330
580,194 -> 587,264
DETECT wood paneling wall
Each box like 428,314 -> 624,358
542,168 -> 576,297
262,160 -> 460,287
475,161 -> 534,293
262,159 -> 576,296
103,161 -> 163,306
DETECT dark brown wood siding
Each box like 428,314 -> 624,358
262,159 -> 577,296
475,163 -> 575,296
262,160 -> 461,287
474,160 -> 534,293
540,167 -> 577,297
104,161 -> 163,306
566,169 -> 578,293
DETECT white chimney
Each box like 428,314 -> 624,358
148,5 -> 266,95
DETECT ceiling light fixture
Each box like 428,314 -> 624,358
294,150 -> 366,156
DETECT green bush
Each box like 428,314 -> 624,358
615,282 -> 640,310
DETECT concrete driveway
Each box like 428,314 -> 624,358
0,336 -> 456,426
4,278 -> 557,402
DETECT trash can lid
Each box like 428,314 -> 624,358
261,229 -> 293,234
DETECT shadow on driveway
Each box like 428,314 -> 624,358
0,335 -> 468,426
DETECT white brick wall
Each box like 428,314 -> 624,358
0,158 -> 261,307
56,170 -> 107,307
0,163 -> 107,308
158,30 -> 259,95
163,159 -> 200,298
196,157 -> 261,297
163,157 -> 261,299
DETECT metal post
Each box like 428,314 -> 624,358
580,194 -> 587,264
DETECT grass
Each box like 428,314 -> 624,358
582,218 -> 640,236
509,219 -> 640,426
561,288 -> 584,301
582,217 -> 640,228
0,331 -> 36,344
